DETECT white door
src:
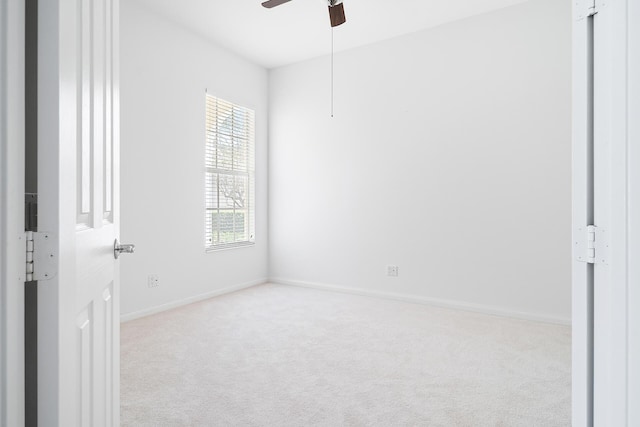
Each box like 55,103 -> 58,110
38,0 -> 124,425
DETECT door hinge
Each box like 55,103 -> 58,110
575,225 -> 609,265
25,231 -> 58,282
576,0 -> 600,20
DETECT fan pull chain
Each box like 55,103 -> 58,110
331,27 -> 333,117
331,27 -> 334,118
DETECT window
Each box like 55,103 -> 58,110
205,94 -> 255,250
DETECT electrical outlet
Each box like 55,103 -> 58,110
148,274 -> 160,288
387,265 -> 399,277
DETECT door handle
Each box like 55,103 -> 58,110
114,239 -> 135,259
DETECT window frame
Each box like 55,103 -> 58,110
204,94 -> 256,251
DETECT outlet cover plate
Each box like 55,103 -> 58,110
387,265 -> 399,277
148,274 -> 160,288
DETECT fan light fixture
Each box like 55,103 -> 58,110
261,0 -> 347,28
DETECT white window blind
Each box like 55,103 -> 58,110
205,94 -> 255,250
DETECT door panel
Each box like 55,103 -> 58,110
39,0 -> 120,424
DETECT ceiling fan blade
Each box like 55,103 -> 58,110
261,0 -> 293,8
328,3 -> 346,27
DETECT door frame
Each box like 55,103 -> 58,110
573,0 -> 638,425
592,0 -> 636,424
629,1 -> 640,423
2,0 -> 637,425
0,0 -> 25,426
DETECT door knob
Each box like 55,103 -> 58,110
114,239 -> 135,259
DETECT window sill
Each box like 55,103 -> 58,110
205,241 -> 255,253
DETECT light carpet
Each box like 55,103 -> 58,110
121,283 -> 571,426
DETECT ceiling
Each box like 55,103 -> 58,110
133,0 -> 529,69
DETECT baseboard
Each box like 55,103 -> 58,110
270,278 -> 571,326
120,277 -> 571,325
120,278 -> 268,323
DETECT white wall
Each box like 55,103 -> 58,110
269,0 -> 572,323
120,0 -> 269,318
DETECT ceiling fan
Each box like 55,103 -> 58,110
261,0 -> 347,27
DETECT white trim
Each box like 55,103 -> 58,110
0,0 -> 25,425
120,278 -> 268,322
120,277 -> 571,326
205,241 -> 255,253
628,0 -> 640,421
271,278 -> 571,326
591,0 -> 632,424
